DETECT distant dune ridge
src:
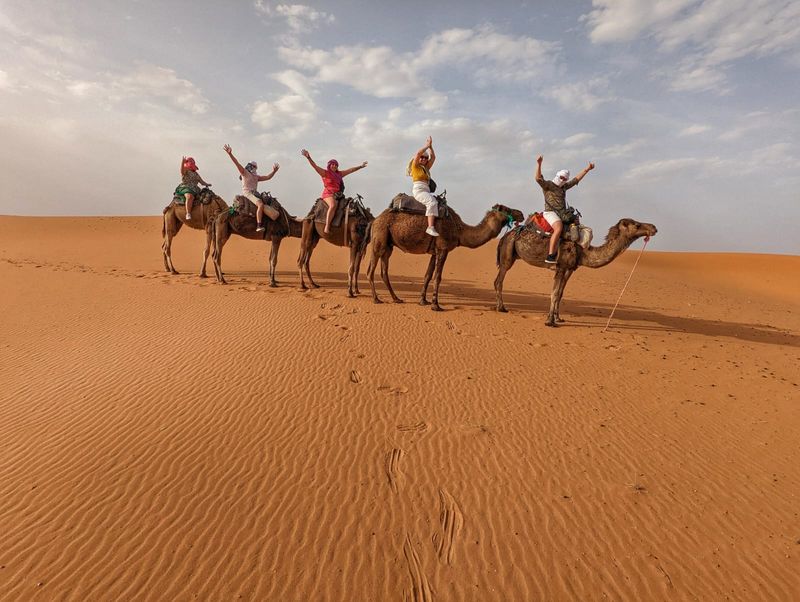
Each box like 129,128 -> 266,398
1,216 -> 798,600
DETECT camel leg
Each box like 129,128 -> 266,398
352,246 -> 364,296
494,237 -> 518,312
200,220 -> 213,278
367,241 -> 383,304
269,238 -> 282,287
304,237 -> 320,289
212,218 -> 229,284
347,243 -> 358,298
430,250 -> 449,312
297,222 -> 313,290
162,211 -> 181,274
553,269 -> 574,323
546,268 -> 568,327
419,254 -> 436,305
297,244 -> 307,290
380,247 -> 403,304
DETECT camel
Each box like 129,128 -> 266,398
297,195 -> 375,297
494,218 -> 657,326
162,188 -> 228,277
367,200 -> 524,311
211,196 -> 303,286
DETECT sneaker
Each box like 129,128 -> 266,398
425,226 -> 440,237
185,213 -> 192,220
256,225 -> 265,232
544,253 -> 557,264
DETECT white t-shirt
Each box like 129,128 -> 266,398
241,170 -> 259,194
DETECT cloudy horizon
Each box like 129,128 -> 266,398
1,0 -> 798,254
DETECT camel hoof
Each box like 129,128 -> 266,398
347,291 -> 356,298
170,270 -> 180,275
545,321 -> 557,328
310,283 -> 320,289
269,282 -> 278,288
497,306 -> 508,313
556,317 -> 565,323
419,299 -> 430,306
392,298 -> 404,304
299,284 -> 307,291
431,304 -> 443,312
373,298 -> 383,304
199,273 -> 208,279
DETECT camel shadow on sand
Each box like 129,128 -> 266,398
217,268 -> 800,349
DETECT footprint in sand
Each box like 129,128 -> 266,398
378,385 -> 409,396
397,422 -> 428,433
432,489 -> 464,566
385,448 -> 404,494
349,370 -> 362,384
403,534 -> 433,602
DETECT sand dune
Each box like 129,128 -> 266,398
1,216 -> 798,600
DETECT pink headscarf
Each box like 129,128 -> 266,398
184,157 -> 198,172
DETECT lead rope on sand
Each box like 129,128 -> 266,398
602,238 -> 649,333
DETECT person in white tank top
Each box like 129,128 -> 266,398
223,144 -> 280,231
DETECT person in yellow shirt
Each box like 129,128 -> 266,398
408,136 -> 439,236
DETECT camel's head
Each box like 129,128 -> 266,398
615,218 -> 657,241
491,204 -> 525,226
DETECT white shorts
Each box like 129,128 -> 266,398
542,211 -> 561,227
412,181 -> 438,217
244,191 -> 262,205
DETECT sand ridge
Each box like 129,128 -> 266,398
1,216 -> 799,600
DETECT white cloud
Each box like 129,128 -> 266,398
678,123 -> 711,136
252,93 -> 316,138
278,26 -> 559,111
115,66 -> 210,114
418,26 -> 559,84
543,77 -> 614,112
0,69 -> 11,90
564,133 -> 596,146
625,155 -> 726,179
254,2 -> 335,32
586,0 -> 800,93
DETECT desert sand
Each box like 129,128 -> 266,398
1,215 -> 798,601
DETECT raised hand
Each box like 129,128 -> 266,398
536,155 -> 543,164
223,144 -> 232,155
587,162 -> 595,170
361,161 -> 368,168
426,136 -> 432,148
301,149 -> 310,158
273,163 -> 280,172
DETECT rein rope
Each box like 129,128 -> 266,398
602,238 -> 649,333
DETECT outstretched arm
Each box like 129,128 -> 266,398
573,161 -> 595,184
534,154 -> 545,186
258,163 -> 280,181
340,161 -> 368,177
427,139 -> 436,169
301,149 -> 327,177
223,144 -> 246,176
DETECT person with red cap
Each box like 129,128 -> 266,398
177,156 -> 212,221
223,144 -> 280,232
301,149 -> 368,234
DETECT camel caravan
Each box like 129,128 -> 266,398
162,138 -> 656,326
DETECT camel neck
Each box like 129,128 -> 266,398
458,213 -> 507,249
580,233 -> 636,268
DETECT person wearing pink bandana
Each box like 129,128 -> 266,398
301,149 -> 368,234
535,154 -> 594,263
178,156 -> 212,221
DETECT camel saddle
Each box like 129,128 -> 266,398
521,213 -> 593,248
307,193 -> 369,228
388,192 -> 449,218
231,192 -> 280,220
172,187 -> 215,206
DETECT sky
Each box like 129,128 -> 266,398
1,0 -> 798,254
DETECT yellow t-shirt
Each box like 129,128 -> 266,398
409,161 -> 430,182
